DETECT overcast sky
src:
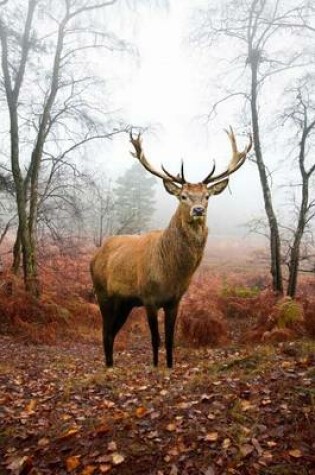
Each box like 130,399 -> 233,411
88,0 -> 267,236
2,0 -> 307,238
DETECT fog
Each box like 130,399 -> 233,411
1,0 -> 314,242
81,0 -> 310,236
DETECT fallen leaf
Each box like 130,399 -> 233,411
66,455 -> 81,472
58,428 -> 79,442
251,438 -> 263,455
222,438 -> 231,449
289,449 -> 303,458
62,414 -> 72,421
38,437 -> 50,447
94,424 -> 110,436
166,423 -> 176,432
261,399 -> 271,406
7,456 -> 33,474
25,399 -> 37,413
240,400 -> 255,412
240,444 -> 254,458
97,456 -> 111,464
205,432 -> 219,442
111,453 -> 125,465
200,394 -> 212,402
266,441 -> 277,448
100,464 -> 112,473
170,464 -> 178,475
81,465 -> 96,475
107,441 -> 117,452
135,406 -> 148,418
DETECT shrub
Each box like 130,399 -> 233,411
179,286 -> 229,349
274,298 -> 304,330
262,328 -> 296,343
220,289 -> 277,321
0,269 -> 101,344
221,282 -> 260,299
242,296 -> 305,344
304,299 -> 315,338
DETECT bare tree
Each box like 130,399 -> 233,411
0,0 -> 130,295
193,0 -> 314,294
84,176 -> 115,247
0,169 -> 16,249
282,83 -> 315,297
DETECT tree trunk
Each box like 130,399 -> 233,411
287,145 -> 309,297
250,53 -> 283,294
10,108 -> 40,296
12,225 -> 21,274
287,235 -> 302,298
1,1 -> 39,297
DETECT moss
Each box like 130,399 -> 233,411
276,298 -> 303,329
221,282 -> 260,299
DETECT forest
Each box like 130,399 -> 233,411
0,0 -> 314,474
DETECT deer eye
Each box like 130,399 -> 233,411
205,195 -> 210,200
181,195 -> 188,201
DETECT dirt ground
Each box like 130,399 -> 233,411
0,335 -> 314,475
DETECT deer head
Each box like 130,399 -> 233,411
130,128 -> 252,222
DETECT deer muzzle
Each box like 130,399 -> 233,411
191,206 -> 205,217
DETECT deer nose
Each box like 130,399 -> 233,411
192,206 -> 205,216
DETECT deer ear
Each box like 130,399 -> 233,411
208,178 -> 229,196
163,180 -> 181,196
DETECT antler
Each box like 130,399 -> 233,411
130,131 -> 185,184
202,127 -> 252,185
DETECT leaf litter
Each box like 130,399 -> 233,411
0,335 -> 314,474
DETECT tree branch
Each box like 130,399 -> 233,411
68,0 -> 118,20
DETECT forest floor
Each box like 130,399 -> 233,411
0,335 -> 314,475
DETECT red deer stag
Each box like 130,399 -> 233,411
90,128 -> 252,368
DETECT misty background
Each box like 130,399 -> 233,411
0,0 -> 314,286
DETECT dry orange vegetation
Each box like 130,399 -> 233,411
0,241 -> 314,474
0,239 -> 314,347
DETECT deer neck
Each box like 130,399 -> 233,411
159,205 -> 208,276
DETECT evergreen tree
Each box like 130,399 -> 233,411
113,163 -> 156,234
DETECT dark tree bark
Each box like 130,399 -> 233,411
287,93 -> 315,297
12,225 -> 21,274
0,0 -> 122,296
249,49 -> 283,294
194,0 -> 314,294
0,0 -> 39,295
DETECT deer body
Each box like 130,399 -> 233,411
91,129 -> 252,368
92,206 -> 208,306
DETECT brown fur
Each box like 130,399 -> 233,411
91,205 -> 207,307
91,129 -> 251,368
90,184 -> 212,368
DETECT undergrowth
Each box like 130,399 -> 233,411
0,247 -> 314,347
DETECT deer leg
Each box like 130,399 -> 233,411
163,302 -> 179,369
145,306 -> 160,367
100,299 -> 133,367
113,300 -> 133,337
98,297 -> 115,367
